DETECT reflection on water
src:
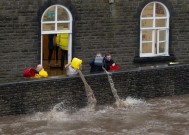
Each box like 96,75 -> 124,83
0,95 -> 189,135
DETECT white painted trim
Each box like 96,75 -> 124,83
157,29 -> 160,54
42,30 -> 71,34
140,2 -> 170,57
42,21 -> 71,24
41,35 -> 43,65
166,29 -> 169,55
141,27 -> 168,30
152,29 -> 155,54
68,33 -> 72,63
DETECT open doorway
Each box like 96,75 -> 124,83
42,34 -> 67,76
41,5 -> 73,76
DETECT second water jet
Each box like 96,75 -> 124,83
102,67 -> 127,108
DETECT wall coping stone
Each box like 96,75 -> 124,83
0,63 -> 188,87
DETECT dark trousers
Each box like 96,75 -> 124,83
48,49 -> 54,63
48,46 -> 59,64
55,46 -> 59,63
61,50 -> 68,70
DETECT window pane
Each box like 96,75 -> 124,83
142,42 -> 152,53
159,30 -> 166,41
43,7 -> 55,21
57,23 -> 69,30
142,3 -> 153,17
156,19 -> 166,27
142,31 -> 152,41
57,6 -> 69,21
141,19 -> 153,28
42,24 -> 55,31
155,3 -> 166,17
159,42 -> 166,53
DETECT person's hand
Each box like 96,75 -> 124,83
64,63 -> 70,69
112,63 -> 115,66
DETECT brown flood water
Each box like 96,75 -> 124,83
0,94 -> 189,135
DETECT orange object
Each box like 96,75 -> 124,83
110,65 -> 120,71
22,68 -> 36,77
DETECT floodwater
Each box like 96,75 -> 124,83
0,95 -> 189,135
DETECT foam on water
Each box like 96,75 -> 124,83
123,96 -> 145,106
24,112 -> 48,121
22,96 -> 146,124
52,101 -> 65,112
42,96 -> 147,123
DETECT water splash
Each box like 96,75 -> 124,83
1,95 -> 189,135
52,101 -> 65,112
46,101 -> 72,121
46,97 -> 145,122
77,70 -> 97,109
102,67 -> 127,108
124,97 -> 145,106
46,69 -> 98,121
47,110 -> 69,122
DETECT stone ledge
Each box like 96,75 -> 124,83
133,55 -> 176,63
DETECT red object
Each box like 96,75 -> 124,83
22,68 -> 35,77
110,65 -> 120,71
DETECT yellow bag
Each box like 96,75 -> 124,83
71,57 -> 82,70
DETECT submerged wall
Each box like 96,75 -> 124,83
0,64 -> 189,116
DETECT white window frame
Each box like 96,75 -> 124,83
41,5 -> 73,64
140,2 -> 170,57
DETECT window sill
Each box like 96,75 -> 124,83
133,55 -> 176,63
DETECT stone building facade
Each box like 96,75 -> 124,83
0,0 -> 189,83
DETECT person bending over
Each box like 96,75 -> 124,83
35,64 -> 48,78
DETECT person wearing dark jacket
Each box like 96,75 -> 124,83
89,53 -> 104,74
103,53 -> 115,71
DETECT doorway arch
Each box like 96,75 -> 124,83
41,4 -> 73,76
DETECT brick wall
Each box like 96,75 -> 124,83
0,0 -> 44,83
0,0 -> 189,83
0,64 -> 189,116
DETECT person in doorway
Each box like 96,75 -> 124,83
35,64 -> 48,78
48,34 -> 55,65
89,53 -> 104,74
103,53 -> 116,71
56,28 -> 69,70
